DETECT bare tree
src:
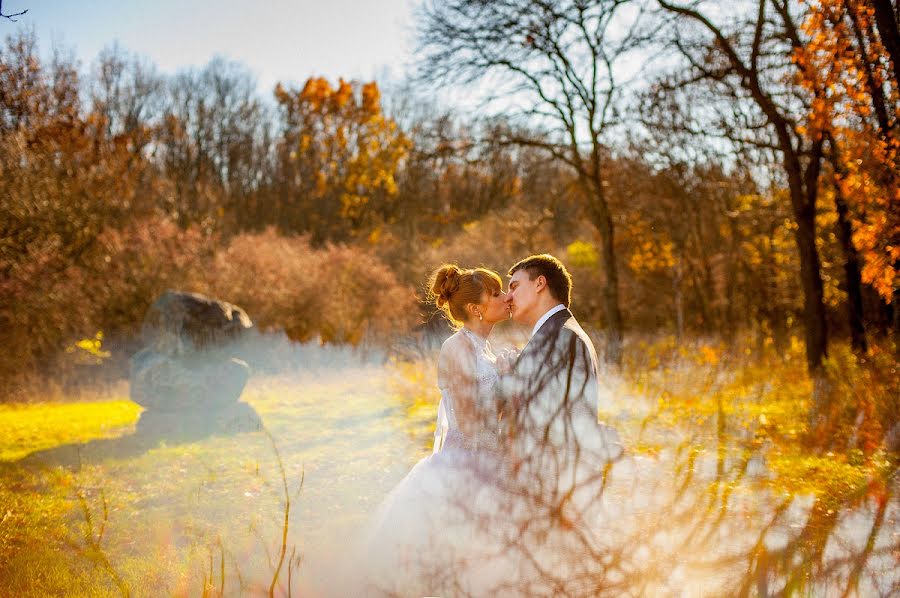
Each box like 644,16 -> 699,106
91,43 -> 165,149
416,0 -> 654,365
156,57 -> 271,229
653,0 -> 830,374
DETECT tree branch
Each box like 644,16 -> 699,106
0,1 -> 27,21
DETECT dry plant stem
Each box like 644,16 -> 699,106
219,540 -> 226,598
73,487 -> 130,598
262,426 -> 304,598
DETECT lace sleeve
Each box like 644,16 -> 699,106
437,334 -> 481,439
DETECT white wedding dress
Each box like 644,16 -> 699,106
358,328 -> 516,596
432,327 -> 502,453
351,328 -> 628,596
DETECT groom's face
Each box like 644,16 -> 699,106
506,269 -> 539,325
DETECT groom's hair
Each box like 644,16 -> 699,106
508,254 -> 572,307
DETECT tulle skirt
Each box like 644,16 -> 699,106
356,441 -> 522,596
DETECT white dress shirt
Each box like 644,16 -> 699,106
530,303 -> 567,338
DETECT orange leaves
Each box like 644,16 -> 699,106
274,77 -> 410,238
796,0 -> 900,302
297,77 -> 366,115
361,82 -> 381,116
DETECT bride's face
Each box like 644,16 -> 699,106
476,287 -> 510,324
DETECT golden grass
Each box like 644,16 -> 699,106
0,400 -> 142,462
614,336 -> 898,508
0,360 -> 434,596
0,339 -> 896,595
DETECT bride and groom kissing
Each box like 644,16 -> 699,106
430,253 -> 621,463
362,254 -> 624,595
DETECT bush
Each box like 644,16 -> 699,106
208,229 -> 417,346
1,220 -> 416,399
0,237 -> 96,395
92,216 -> 215,342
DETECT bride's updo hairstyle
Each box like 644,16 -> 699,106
429,264 -> 502,327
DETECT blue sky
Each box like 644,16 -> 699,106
3,0 -> 418,93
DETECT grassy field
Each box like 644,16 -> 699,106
0,354 -> 436,597
0,338 -> 897,596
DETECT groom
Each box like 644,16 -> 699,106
500,254 -> 622,521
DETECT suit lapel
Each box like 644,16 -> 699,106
517,308 -> 572,365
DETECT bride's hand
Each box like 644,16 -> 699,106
495,348 -> 519,375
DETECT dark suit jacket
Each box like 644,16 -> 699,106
505,308 -> 599,416
500,308 -> 621,480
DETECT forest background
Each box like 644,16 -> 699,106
1,0 -> 897,409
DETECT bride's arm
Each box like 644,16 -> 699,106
437,335 -> 481,440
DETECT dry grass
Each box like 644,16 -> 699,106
0,337 -> 896,595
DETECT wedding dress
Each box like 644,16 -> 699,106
359,328 -> 516,596
432,327 -> 502,453
354,327 -> 627,596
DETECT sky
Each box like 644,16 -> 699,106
3,0 -> 420,94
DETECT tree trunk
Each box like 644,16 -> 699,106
584,176 -> 623,365
872,0 -> 900,90
777,131 -> 828,374
832,174 -> 868,352
674,260 -> 685,341
794,204 -> 828,373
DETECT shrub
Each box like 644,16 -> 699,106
208,228 -> 418,346
0,237 -> 96,396
91,216 -> 215,343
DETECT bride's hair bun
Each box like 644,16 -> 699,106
431,264 -> 461,308
427,263 -> 503,327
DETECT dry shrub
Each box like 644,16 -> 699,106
0,238 -> 96,394
1,217 -> 214,397
209,228 -> 417,346
2,221 -> 420,398
92,216 -> 215,341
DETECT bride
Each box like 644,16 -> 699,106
360,264 -> 518,596
430,264 -> 514,454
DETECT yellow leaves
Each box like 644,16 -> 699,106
361,82 -> 380,115
696,345 -> 720,366
332,79 -> 353,109
623,217 -> 676,274
339,192 -> 368,219
298,77 -> 332,110
566,239 -> 599,269
65,331 -> 110,365
275,77 -> 409,234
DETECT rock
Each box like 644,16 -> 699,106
141,290 -> 253,358
135,401 -> 262,441
129,290 -> 256,415
130,349 -> 250,411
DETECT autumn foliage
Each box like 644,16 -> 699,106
795,0 -> 900,301
0,16 -> 897,404
273,77 -> 410,241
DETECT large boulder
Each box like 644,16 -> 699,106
130,349 -> 250,411
135,400 -> 262,440
130,291 -> 255,413
141,290 -> 253,357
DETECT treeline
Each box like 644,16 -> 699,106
1,0 -> 898,396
